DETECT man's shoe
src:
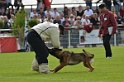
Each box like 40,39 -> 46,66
39,63 -> 50,74
31,58 -> 39,71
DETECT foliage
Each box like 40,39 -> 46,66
12,6 -> 28,48
0,46 -> 124,82
0,20 -> 4,29
28,19 -> 38,28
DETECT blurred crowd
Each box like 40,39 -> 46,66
0,0 -> 124,30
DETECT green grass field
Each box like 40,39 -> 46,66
0,46 -> 124,82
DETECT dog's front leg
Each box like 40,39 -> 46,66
86,61 -> 94,72
53,54 -> 69,73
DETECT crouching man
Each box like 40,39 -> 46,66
27,22 -> 64,74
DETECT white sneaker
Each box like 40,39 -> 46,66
39,63 -> 50,74
106,57 -> 112,59
31,58 -> 39,71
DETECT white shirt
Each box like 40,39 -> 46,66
32,22 -> 60,48
30,12 -> 38,18
44,11 -> 52,16
81,18 -> 85,23
84,9 -> 93,17
52,12 -> 60,19
82,19 -> 91,25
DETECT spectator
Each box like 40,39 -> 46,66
62,15 -> 71,27
63,6 -> 68,16
68,14 -> 75,26
0,0 -> 6,10
120,6 -> 124,17
84,0 -> 92,9
30,8 -> 38,18
77,5 -> 84,17
7,7 -> 15,19
3,16 -> 11,29
74,16 -> 82,28
82,15 -> 93,33
113,0 -> 121,16
44,14 -> 53,23
81,14 -> 86,23
84,6 -> 93,18
0,7 -> 6,16
68,8 -> 72,17
14,0 -> 23,12
96,0 -> 112,11
116,13 -> 122,24
6,0 -> 13,11
53,16 -> 61,24
60,12 -> 65,24
37,0 -> 44,11
37,14 -> 42,23
9,14 -> 15,25
121,17 -> 124,26
52,8 -> 60,19
90,13 -> 100,28
44,6 -> 52,17
0,16 -> 4,21
38,8 -> 45,18
82,15 -> 92,26
43,0 -> 51,11
71,7 -> 77,17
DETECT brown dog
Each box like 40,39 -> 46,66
48,48 -> 94,73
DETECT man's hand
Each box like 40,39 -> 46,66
98,34 -> 103,38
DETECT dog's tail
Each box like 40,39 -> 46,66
83,49 -> 94,58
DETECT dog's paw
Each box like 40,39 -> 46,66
89,68 -> 94,72
50,70 -> 55,73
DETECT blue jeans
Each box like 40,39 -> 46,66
86,2 -> 92,9
115,4 -> 121,15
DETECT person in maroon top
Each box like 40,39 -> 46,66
98,4 -> 117,58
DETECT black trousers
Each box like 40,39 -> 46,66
27,29 -> 49,64
103,34 -> 112,57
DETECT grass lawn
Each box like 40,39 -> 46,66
0,46 -> 124,82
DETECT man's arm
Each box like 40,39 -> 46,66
110,13 -> 117,34
50,28 -> 60,48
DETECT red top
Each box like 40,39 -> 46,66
120,9 -> 124,17
99,10 -> 117,36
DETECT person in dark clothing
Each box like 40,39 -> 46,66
77,5 -> 84,17
0,7 -> 6,16
90,13 -> 100,28
7,7 -> 15,19
0,0 -> 6,10
97,0 -> 112,11
53,16 -> 61,25
14,0 -> 23,11
3,16 -> 11,29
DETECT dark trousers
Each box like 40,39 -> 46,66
103,34 -> 112,57
27,29 -> 49,64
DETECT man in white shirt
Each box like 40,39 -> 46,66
84,6 -> 93,17
30,8 -> 38,18
52,8 -> 60,19
27,22 -> 64,74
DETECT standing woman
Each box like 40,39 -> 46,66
14,0 -> 23,11
98,4 -> 117,58
27,22 -> 64,74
